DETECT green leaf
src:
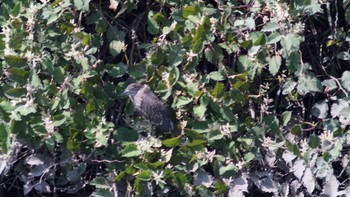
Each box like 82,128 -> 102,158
184,128 -> 206,140
186,139 -> 206,147
245,17 -> 255,30
52,66 -> 65,83
250,32 -> 265,45
297,73 -> 322,95
4,88 -> 26,99
322,79 -> 337,91
122,143 -> 141,157
268,55 -> 281,76
237,137 -> 253,146
30,70 -> 42,88
182,5 -> 200,18
162,136 -> 182,147
337,51 -> 350,60
11,120 -> 27,136
90,177 -> 111,189
220,107 -> 234,121
137,170 -> 152,181
147,11 -> 159,35
175,96 -> 192,108
95,20 -> 107,35
73,0 -> 90,12
281,34 -> 300,54
237,55 -> 257,79
240,40 -> 252,49
263,115 -> 280,134
261,23 -> 280,32
107,63 -> 126,78
5,56 -> 27,67
193,105 -> 206,120
92,189 -> 113,197
345,5 -> 350,25
209,71 -> 225,81
174,172 -> 187,190
17,104 -> 36,116
0,101 -> 14,113
0,123 -> 10,154
282,111 -> 292,126
244,152 -> 255,162
311,99 -> 329,119
109,40 -> 125,56
52,114 -> 67,127
47,13 -> 60,25
207,130 -> 223,141
168,45 -> 185,67
291,124 -> 301,135
341,71 -> 350,91
282,79 -> 297,95
204,44 -> 224,64
219,163 -> 236,177
308,135 -> 320,148
96,133 -> 108,147
191,17 -> 210,53
331,99 -> 349,118
169,66 -> 180,87
267,32 -> 282,44
212,82 -> 225,98
286,51 -> 300,72
11,2 -> 21,17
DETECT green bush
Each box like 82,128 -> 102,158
0,0 -> 350,196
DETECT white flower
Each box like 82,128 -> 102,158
184,183 -> 194,196
261,136 -> 273,148
186,50 -> 197,62
44,115 -> 54,136
300,139 -> 309,154
320,130 -> 333,142
222,177 -> 234,186
235,160 -> 246,170
152,171 -> 166,185
220,123 -> 232,139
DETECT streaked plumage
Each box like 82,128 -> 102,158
122,83 -> 174,133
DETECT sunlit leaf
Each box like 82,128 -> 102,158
162,136 -> 182,147
147,11 -> 159,35
212,82 -> 224,98
73,0 -> 90,12
341,71 -> 350,91
297,73 -> 322,95
137,170 -> 152,181
182,5 -> 200,18
4,88 -> 26,99
193,105 -> 206,120
191,17 -> 210,53
109,40 -> 125,56
267,32 -> 282,44
209,71 -> 225,81
122,144 -> 141,157
175,96 -> 192,108
261,23 -> 280,32
311,99 -> 329,119
268,55 -> 281,76
282,111 -> 292,126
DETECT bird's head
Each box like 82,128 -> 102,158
122,83 -> 144,96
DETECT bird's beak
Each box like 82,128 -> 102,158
120,89 -> 129,96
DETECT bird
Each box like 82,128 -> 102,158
122,83 -> 174,133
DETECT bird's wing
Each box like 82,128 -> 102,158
136,87 -> 173,131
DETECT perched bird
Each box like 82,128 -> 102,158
122,83 -> 174,133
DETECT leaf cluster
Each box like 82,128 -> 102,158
0,0 -> 350,196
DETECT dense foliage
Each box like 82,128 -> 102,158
0,0 -> 350,196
